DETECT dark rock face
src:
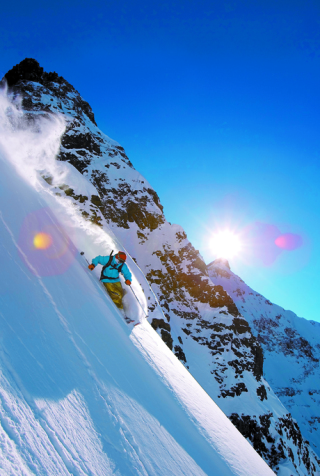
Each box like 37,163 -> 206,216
257,385 -> 268,401
230,412 -> 320,473
220,382 -> 248,398
7,58 -> 320,476
276,416 -> 320,474
174,345 -> 187,363
254,316 -> 319,364
151,318 -> 173,350
62,132 -> 101,155
3,58 -> 97,126
230,413 -> 285,468
3,58 -> 47,87
101,185 -> 165,231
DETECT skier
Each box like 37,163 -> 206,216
88,251 -> 132,310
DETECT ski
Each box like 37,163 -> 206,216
124,315 -> 141,327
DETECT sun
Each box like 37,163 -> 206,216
210,230 -> 242,259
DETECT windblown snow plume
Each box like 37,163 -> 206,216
0,88 -> 113,261
0,86 -> 66,188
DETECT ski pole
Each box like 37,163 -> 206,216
130,285 -> 148,319
80,251 -> 90,265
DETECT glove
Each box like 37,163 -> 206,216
88,264 -> 95,270
125,280 -> 131,285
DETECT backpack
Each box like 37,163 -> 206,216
100,250 -> 125,281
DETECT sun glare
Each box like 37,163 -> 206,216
211,230 -> 242,259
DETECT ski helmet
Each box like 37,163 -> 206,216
116,251 -> 127,262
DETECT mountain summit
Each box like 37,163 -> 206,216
1,58 -> 319,475
3,58 -> 63,88
209,257 -> 231,270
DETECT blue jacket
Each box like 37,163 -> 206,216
92,255 -> 132,283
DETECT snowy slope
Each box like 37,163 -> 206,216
2,58 -> 319,475
0,102 -> 275,475
208,258 -> 320,456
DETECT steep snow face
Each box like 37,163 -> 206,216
0,110 -> 276,476
2,58 -> 320,475
208,259 -> 320,457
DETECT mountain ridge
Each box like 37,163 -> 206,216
2,58 -> 320,475
208,259 -> 320,456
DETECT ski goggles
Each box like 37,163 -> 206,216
117,252 -> 127,262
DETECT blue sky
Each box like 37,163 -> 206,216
1,0 -> 320,321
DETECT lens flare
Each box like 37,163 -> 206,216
275,233 -> 303,251
211,230 -> 242,259
18,207 -> 76,276
33,232 -> 53,250
242,222 -> 306,267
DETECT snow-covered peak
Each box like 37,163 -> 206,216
208,257 -> 231,271
0,94 -> 275,475
2,58 -> 320,475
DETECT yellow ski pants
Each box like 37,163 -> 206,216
103,281 -> 124,309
